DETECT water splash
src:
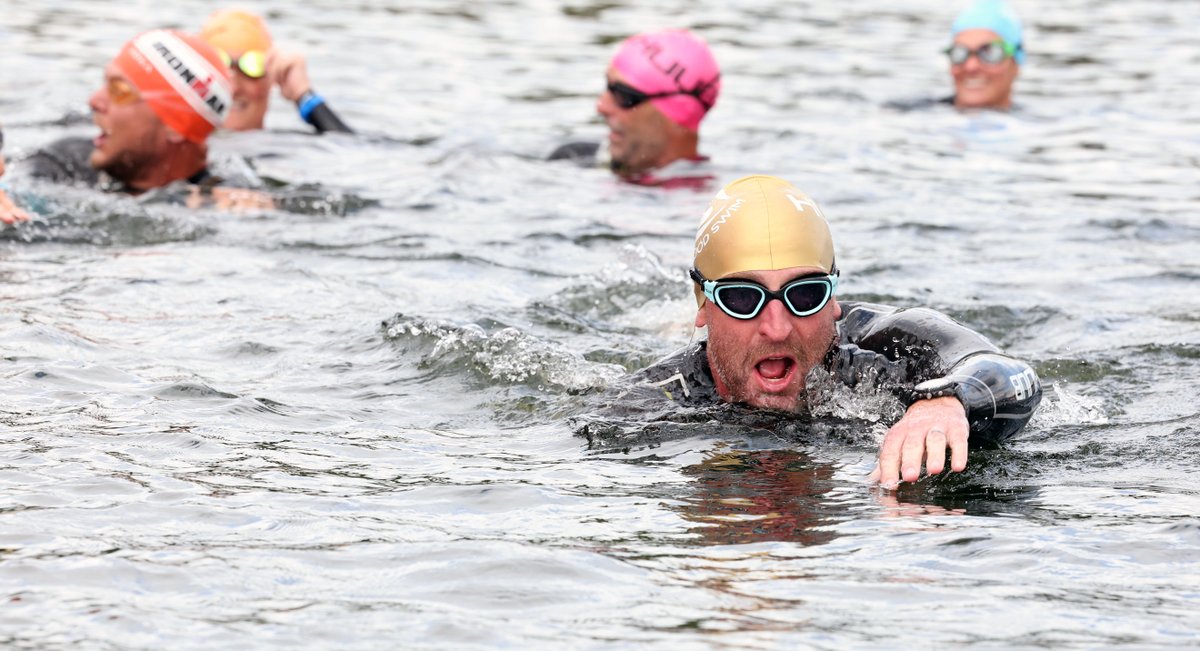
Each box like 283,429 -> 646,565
534,244 -> 691,330
382,314 -> 624,392
1031,382 -> 1110,427
0,184 -> 214,246
805,366 -> 899,422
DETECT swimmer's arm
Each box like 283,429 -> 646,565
185,185 -> 276,213
839,301 -> 1042,438
0,188 -> 31,224
838,301 -> 1001,376
268,50 -> 354,135
935,352 -> 1043,448
300,99 -> 353,134
869,353 -> 1043,488
841,299 -> 1042,441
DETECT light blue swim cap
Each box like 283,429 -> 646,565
952,0 -> 1025,65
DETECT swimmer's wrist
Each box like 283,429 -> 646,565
903,376 -> 968,409
296,90 -> 326,122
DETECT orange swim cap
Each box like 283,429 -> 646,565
200,9 -> 273,55
693,176 -> 836,306
113,30 -> 232,144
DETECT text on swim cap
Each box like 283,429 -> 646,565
785,192 -> 827,221
637,40 -> 688,87
133,31 -> 231,127
695,191 -> 745,256
151,41 -> 228,118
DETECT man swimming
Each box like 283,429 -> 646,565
550,29 -> 720,185
24,29 -> 230,194
631,175 -> 1042,487
22,29 -> 271,211
200,9 -> 353,134
947,0 -> 1024,110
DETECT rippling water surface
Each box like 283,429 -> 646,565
2,1 -> 1199,648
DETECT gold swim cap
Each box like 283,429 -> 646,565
201,9 -> 273,55
693,175 -> 836,306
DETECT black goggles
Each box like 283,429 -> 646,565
945,41 -> 1018,66
0,125 -> 4,152
691,268 -> 839,320
606,77 -> 718,111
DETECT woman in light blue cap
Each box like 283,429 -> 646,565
946,0 -> 1024,109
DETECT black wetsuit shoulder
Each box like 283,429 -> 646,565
633,301 -> 1042,446
627,341 -> 720,408
884,95 -> 957,112
23,136 -> 227,196
837,301 -> 999,377
548,141 -> 600,164
22,136 -> 100,186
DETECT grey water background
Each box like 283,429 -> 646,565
2,0 -> 1199,648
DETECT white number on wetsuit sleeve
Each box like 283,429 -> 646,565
1009,368 -> 1039,401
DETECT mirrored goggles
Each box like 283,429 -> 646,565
691,268 -> 839,320
106,77 -> 142,105
218,49 -> 268,79
945,41 -> 1018,66
606,77 -> 718,111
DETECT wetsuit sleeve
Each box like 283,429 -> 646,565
934,353 -> 1042,448
296,91 -> 354,134
839,302 -> 1042,447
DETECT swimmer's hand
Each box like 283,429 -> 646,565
869,396 -> 969,489
0,188 -> 31,225
186,186 -> 276,213
266,49 -> 313,103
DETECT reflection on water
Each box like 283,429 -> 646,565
680,448 -> 842,546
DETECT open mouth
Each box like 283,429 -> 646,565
93,127 -> 110,148
753,355 -> 796,390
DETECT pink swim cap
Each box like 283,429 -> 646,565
611,29 -> 720,132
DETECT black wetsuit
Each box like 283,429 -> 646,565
884,95 -> 956,112
629,301 -> 1042,448
19,136 -> 257,197
295,91 -> 353,135
548,141 -> 601,165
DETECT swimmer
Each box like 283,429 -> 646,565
22,29 -> 272,210
85,29 -> 230,193
1,123 -> 32,224
549,29 -> 720,185
631,176 -> 1042,487
200,9 -> 353,134
947,0 -> 1024,110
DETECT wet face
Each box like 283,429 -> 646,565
596,68 -> 673,176
950,29 -> 1019,109
698,267 -> 842,412
87,63 -> 172,180
223,52 -> 271,130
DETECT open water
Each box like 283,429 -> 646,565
2,1 -> 1199,649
